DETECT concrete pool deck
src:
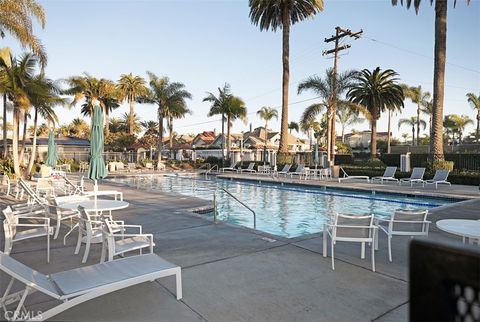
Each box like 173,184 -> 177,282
1,177 -> 479,321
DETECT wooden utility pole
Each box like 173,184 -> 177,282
323,27 -> 362,164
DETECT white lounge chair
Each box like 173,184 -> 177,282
374,210 -> 430,262
0,252 -> 182,321
2,207 -> 53,263
63,174 -> 85,195
221,161 -> 238,172
371,167 -> 398,184
239,162 -> 256,173
101,217 -> 154,263
289,165 -> 306,179
399,167 -> 426,186
276,164 -> 292,177
422,170 -> 451,189
323,213 -> 377,271
338,167 -> 370,183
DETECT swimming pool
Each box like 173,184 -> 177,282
109,175 -> 457,238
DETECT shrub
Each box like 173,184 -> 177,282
334,154 -> 354,165
336,142 -> 352,154
277,153 -> 295,165
430,160 -> 454,172
0,160 -> 14,177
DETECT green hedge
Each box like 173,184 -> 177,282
379,153 -> 480,172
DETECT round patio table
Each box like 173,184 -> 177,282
59,200 -> 129,212
436,219 -> 480,245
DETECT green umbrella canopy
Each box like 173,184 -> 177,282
46,130 -> 57,167
88,105 -> 108,181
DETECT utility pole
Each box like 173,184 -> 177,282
323,27 -> 362,165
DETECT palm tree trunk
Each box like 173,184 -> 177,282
19,112 -> 28,166
264,121 -> 268,144
278,10 -> 290,154
412,125 -> 415,147
226,115 -> 231,160
476,112 -> 480,144
370,119 -> 377,158
129,97 -> 134,135
105,106 -> 110,138
387,110 -> 391,154
157,106 -> 163,164
3,94 -> 7,158
168,116 -> 174,151
12,108 -> 20,175
341,124 -> 345,144
221,113 -> 225,166
431,0 -> 447,161
326,110 -> 331,162
26,108 -> 38,176
429,113 -> 433,139
416,105 -> 420,146
330,110 -> 336,161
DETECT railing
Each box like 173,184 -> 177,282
204,165 -> 218,177
213,187 -> 256,229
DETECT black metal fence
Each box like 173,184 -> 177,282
380,153 -> 480,172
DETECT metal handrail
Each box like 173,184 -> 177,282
213,187 -> 256,229
204,165 -> 218,176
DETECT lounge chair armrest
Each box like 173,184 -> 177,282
334,224 -> 377,229
390,220 -> 431,224
117,224 -> 142,233
7,222 -> 50,227
111,233 -> 153,239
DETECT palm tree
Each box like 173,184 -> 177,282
298,68 -> 358,162
336,107 -> 364,143
401,84 -> 431,146
165,101 -> 191,151
1,47 -> 12,158
0,0 -> 47,66
120,112 -> 141,134
141,72 -> 191,164
288,121 -> 299,134
347,67 -> 404,158
466,92 -> 480,143
392,0 -> 471,161
140,120 -> 159,136
0,52 -> 38,175
420,98 -> 434,138
116,73 -> 148,135
448,114 -> 473,143
257,106 -> 278,144
69,118 -> 89,139
398,116 -> 426,147
249,0 -> 324,155
300,117 -> 324,147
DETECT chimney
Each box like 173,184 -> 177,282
249,123 -> 252,133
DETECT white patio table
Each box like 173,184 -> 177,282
436,219 -> 480,245
59,200 -> 129,212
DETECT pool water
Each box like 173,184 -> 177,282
109,175 -> 456,238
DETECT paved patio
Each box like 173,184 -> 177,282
0,177 -> 479,321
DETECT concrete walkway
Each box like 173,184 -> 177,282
0,179 -> 478,321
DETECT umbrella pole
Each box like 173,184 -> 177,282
94,179 -> 98,206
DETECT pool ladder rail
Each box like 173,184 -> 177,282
198,163 -> 219,177
213,187 -> 257,229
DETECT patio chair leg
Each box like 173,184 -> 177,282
4,238 -> 11,255
371,242 -> 376,272
74,229 -> 82,254
361,242 -> 365,259
54,219 -> 61,240
82,239 -> 91,263
322,228 -> 327,257
388,236 -> 392,262
374,230 -> 379,250
47,233 -> 50,263
331,242 -> 335,270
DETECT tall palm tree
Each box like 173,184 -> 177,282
142,72 -> 191,164
116,73 -> 148,135
420,98 -> 434,139
347,67 -> 404,158
398,116 -> 426,146
401,84 -> 431,146
249,0 -> 324,155
140,120 -> 159,136
336,107 -> 364,143
392,0 -> 471,161
69,117 -> 89,139
120,112 -> 141,134
443,115 -> 457,144
466,92 -> 480,143
300,117 -> 324,147
0,0 -> 47,66
257,106 -> 278,144
448,114 -> 473,143
288,121 -> 299,134
0,52 -> 37,175
165,101 -> 191,151
298,68 -> 357,161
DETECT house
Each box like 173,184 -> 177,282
191,131 -> 216,147
344,131 -> 390,150
242,127 -> 309,152
211,133 -> 244,149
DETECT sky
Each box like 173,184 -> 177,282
4,0 -> 480,140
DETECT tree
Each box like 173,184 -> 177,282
140,120 -> 158,136
448,114 -> 473,143
288,121 -> 299,134
249,0 -> 324,155
420,98 -> 434,138
398,116 -> 426,147
68,118 -> 89,139
392,0 -> 471,162
257,106 -> 278,144
466,92 -> 480,143
401,84 -> 430,145
120,112 -> 141,134
165,100 -> 191,151
298,68 -> 357,161
0,0 -> 47,66
336,106 -> 364,143
142,72 -> 191,164
347,67 -> 404,158
116,73 -> 148,135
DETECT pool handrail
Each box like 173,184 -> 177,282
214,187 -> 256,229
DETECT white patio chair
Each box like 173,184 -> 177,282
238,162 -> 256,173
374,210 -> 430,262
221,160 -> 238,172
371,166 -> 398,184
289,165 -> 306,179
2,207 -> 53,262
63,174 -> 85,195
0,174 -> 11,196
100,216 -> 154,263
35,177 -> 55,198
275,164 -> 291,177
422,170 -> 451,189
323,213 -> 377,271
0,252 -> 182,321
337,167 -> 370,183
75,206 -> 121,263
45,199 -> 84,241
399,167 -> 426,186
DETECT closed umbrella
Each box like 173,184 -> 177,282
46,130 -> 57,167
263,145 -> 268,166
88,104 -> 108,201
